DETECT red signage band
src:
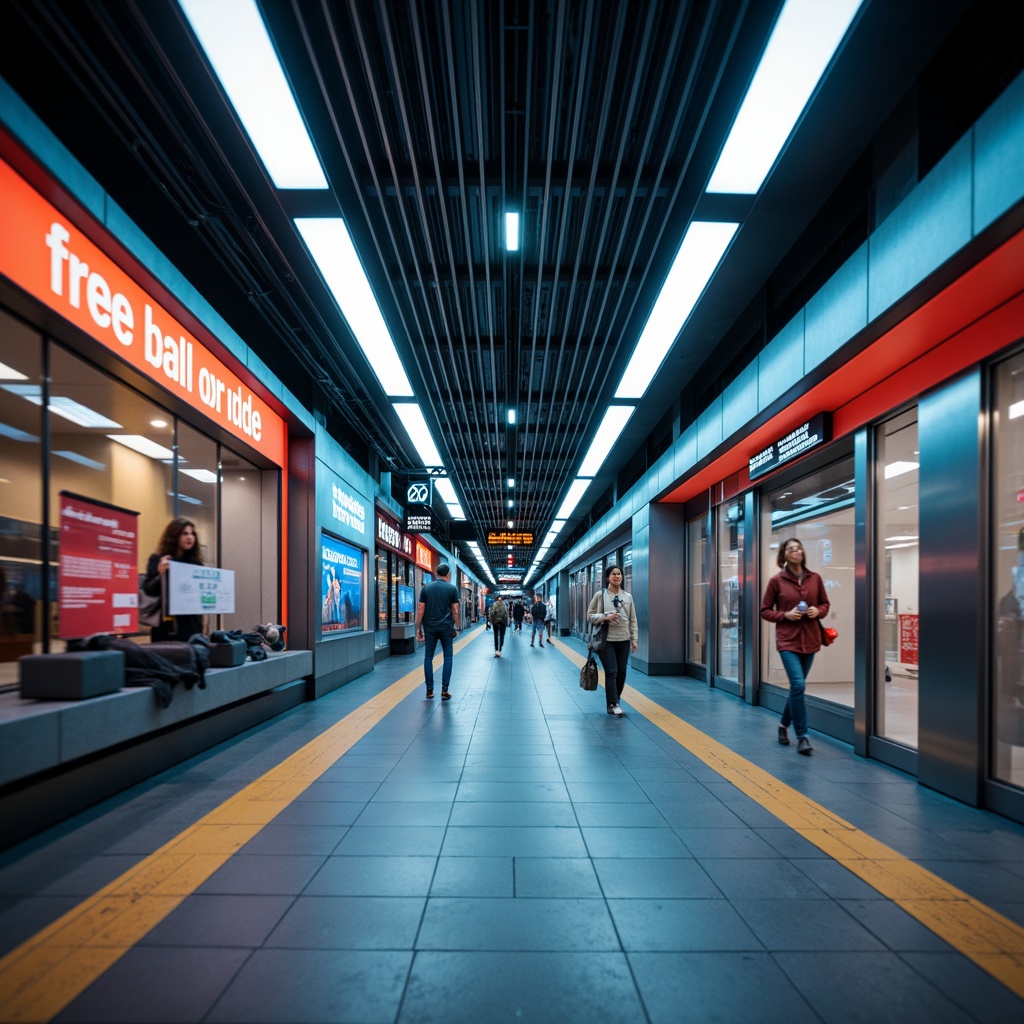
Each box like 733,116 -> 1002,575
0,157 -> 285,466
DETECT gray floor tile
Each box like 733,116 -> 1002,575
454,780 -> 570,802
238,824 -> 348,855
731,898 -> 885,951
773,951 -> 976,1022
0,895 -> 79,956
417,897 -> 618,950
54,946 -> 251,1023
271,801 -> 365,826
699,858 -> 831,901
574,802 -> 669,827
303,855 -> 436,896
629,951 -> 819,1024
265,895 -> 424,948
332,826 -> 446,856
514,857 -> 603,897
140,894 -> 294,947
205,949 -> 411,1024
593,858 -> 722,899
609,898 -> 763,951
898,951 -> 1024,1024
835,900 -> 954,951
429,856 -> 514,897
448,800 -> 577,826
400,951 -> 647,1024
354,801 -> 453,826
581,825 -> 689,858
369,781 -> 458,802
674,826 -> 782,859
441,825 -> 587,857
197,854 -> 326,895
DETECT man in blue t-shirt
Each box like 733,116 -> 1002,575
415,563 -> 461,699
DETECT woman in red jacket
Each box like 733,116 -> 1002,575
760,537 -> 830,755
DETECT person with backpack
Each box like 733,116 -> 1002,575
530,596 -> 547,647
490,594 -> 508,656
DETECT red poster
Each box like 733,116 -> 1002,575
898,613 -> 919,665
59,492 -> 139,638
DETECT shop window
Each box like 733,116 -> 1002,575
376,550 -> 389,630
992,353 -> 1024,789
0,311 -> 43,682
687,515 -> 708,667
46,345 -> 175,647
760,459 -> 855,706
173,420 -> 218,569
876,411 -> 919,748
717,501 -> 743,682
622,546 -> 632,595
220,445 -> 277,632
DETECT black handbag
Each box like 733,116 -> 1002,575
138,587 -> 163,628
579,651 -> 599,691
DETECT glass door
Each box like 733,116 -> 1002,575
876,409 -> 920,749
716,500 -> 743,691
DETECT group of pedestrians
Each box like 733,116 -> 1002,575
415,537 -> 830,753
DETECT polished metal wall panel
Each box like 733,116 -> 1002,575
918,369 -> 985,805
643,504 -> 687,674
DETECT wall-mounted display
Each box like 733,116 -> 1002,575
321,530 -> 365,635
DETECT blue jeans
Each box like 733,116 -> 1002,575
779,650 -> 814,738
423,630 -> 454,691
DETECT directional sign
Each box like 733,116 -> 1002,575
406,480 -> 432,505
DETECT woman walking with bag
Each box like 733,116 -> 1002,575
587,566 -> 638,717
760,537 -> 830,755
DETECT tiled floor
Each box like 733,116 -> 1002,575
1,622 -> 1023,1023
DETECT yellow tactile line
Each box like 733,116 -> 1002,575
0,630 -> 481,1024
552,637 -> 1024,999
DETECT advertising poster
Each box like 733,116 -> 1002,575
322,531 -> 364,634
398,584 -> 415,614
899,613 -> 919,665
58,492 -> 138,638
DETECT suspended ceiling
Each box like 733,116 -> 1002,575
0,0 -> 991,580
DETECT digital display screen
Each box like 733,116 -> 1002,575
321,531 -> 365,634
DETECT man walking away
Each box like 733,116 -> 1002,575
416,563 -> 460,699
530,595 -> 547,647
512,600 -> 525,633
490,594 -> 508,656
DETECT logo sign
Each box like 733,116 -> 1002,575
748,413 -> 832,481
498,572 -> 524,582
406,480 -> 431,505
487,530 -> 534,546
406,512 -> 434,534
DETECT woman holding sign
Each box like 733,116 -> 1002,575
142,517 -> 205,641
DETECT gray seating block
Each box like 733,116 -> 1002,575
19,651 -> 125,701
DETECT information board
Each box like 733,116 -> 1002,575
898,613 -> 919,665
167,561 -> 236,615
58,492 -> 139,638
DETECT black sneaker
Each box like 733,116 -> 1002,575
797,736 -> 812,755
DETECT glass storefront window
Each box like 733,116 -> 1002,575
622,546 -> 632,595
717,500 -> 743,682
0,311 -> 44,683
876,411 -> 919,748
760,458 -> 855,706
687,514 -> 708,667
173,420 -> 218,570
992,353 -> 1024,789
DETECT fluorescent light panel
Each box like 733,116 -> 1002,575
884,461 -> 919,479
615,221 -> 738,399
0,422 -> 38,442
3,385 -> 121,428
179,468 -> 219,484
555,478 -> 591,522
54,451 -> 105,470
296,218 -> 413,397
392,403 -> 443,466
434,478 -> 457,504
578,406 -> 635,476
505,212 -> 520,252
1009,400 -> 1024,420
107,435 -> 175,460
177,0 -> 327,189
0,361 -> 28,381
707,0 -> 864,194
446,503 -> 465,520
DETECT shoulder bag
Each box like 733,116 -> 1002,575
819,620 -> 838,646
588,589 -> 609,652
138,576 -> 164,629
579,651 -> 599,690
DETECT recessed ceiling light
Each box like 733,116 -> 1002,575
151,419 -> 168,428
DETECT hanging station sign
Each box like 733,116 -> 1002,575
748,413 -> 832,481
487,530 -> 534,546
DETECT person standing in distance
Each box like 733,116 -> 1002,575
760,537 -> 830,754
416,562 -> 460,700
512,599 -> 525,633
490,594 -> 508,656
530,595 -> 547,647
142,517 -> 205,641
587,566 -> 638,716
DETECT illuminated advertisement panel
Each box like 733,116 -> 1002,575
321,530 -> 365,635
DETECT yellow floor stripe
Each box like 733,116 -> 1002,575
0,631 -> 480,1023
552,637 -> 1024,999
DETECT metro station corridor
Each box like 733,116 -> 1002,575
2,622 -> 1023,1024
